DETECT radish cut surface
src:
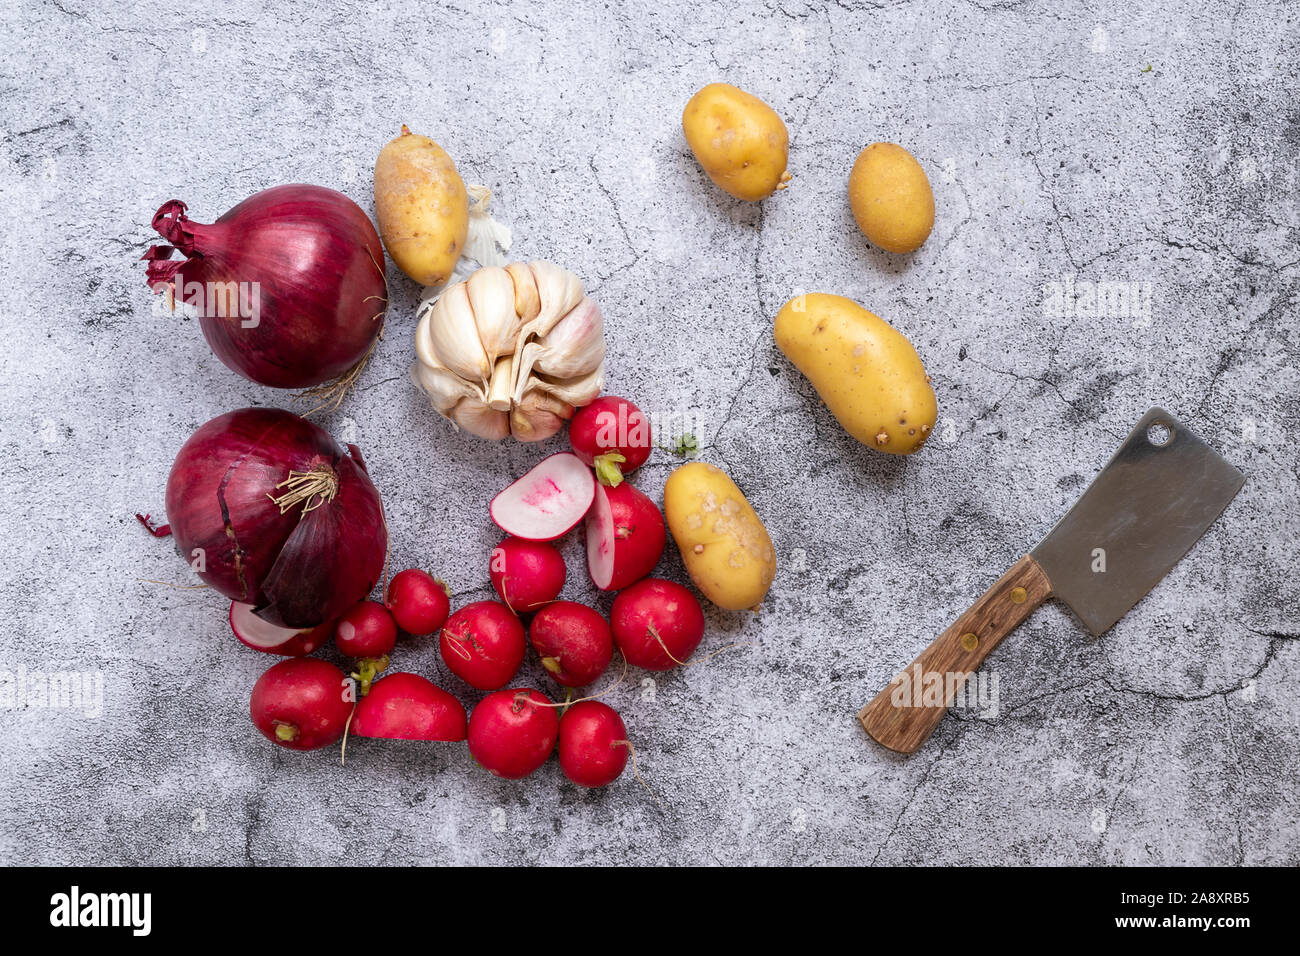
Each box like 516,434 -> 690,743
585,484 -> 616,589
584,481 -> 665,591
490,453 -> 595,541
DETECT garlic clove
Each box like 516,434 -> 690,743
509,389 -> 573,442
520,362 -> 605,409
506,262 -> 541,323
517,297 -> 606,383
413,323 -> 485,400
533,260 -> 585,318
466,266 -> 520,366
517,261 -> 585,344
452,398 -> 511,440
427,280 -> 491,384
413,302 -> 448,373
411,360 -> 478,416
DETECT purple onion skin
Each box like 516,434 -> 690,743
144,185 -> 387,389
164,407 -> 386,629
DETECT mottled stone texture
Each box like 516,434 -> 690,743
0,0 -> 1295,866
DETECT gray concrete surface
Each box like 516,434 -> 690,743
0,0 -> 1296,866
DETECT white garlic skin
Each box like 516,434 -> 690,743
412,260 -> 606,442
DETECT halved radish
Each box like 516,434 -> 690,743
585,481 -> 666,591
230,601 -> 332,657
490,453 -> 596,541
351,673 -> 467,741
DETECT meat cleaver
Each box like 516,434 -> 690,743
858,407 -> 1244,754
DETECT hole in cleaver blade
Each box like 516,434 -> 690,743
1029,407 -> 1245,637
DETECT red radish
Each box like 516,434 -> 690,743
249,658 -> 352,751
164,407 -> 386,629
440,601 -> 527,690
229,601 -> 332,656
467,688 -> 559,779
569,396 -> 652,486
489,536 -> 566,613
143,185 -> 387,390
489,452 -> 595,541
334,600 -> 398,658
585,480 -> 666,591
351,673 -> 467,741
558,701 -> 629,788
385,569 -> 450,635
610,578 -> 705,671
528,602 -> 614,687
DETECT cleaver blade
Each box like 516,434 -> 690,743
1030,407 -> 1245,636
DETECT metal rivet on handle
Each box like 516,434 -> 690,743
1010,587 -> 1028,604
960,632 -> 979,651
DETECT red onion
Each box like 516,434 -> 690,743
143,185 -> 387,390
164,407 -> 386,629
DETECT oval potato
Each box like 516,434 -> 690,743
774,293 -> 936,454
682,83 -> 791,202
664,462 -> 775,611
848,142 -> 934,254
374,126 -> 469,286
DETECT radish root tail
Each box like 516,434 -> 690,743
614,739 -> 664,811
520,650 -> 628,710
647,624 -> 687,666
340,704 -> 356,767
681,641 -> 756,667
648,624 -> 754,669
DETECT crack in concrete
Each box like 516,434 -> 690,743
584,157 -> 642,292
1027,86 -> 1079,272
1219,696 -> 1248,866
963,354 -> 1129,443
868,733 -> 955,865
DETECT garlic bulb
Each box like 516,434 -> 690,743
413,261 -> 606,441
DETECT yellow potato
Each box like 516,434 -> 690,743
848,142 -> 934,253
664,462 -> 775,611
774,293 -> 936,454
373,126 -> 469,285
682,83 -> 791,202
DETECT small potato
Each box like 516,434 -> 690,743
664,462 -> 775,611
682,83 -> 791,202
374,126 -> 469,285
774,293 -> 936,454
848,142 -> 934,253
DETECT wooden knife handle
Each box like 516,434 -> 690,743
858,554 -> 1052,754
